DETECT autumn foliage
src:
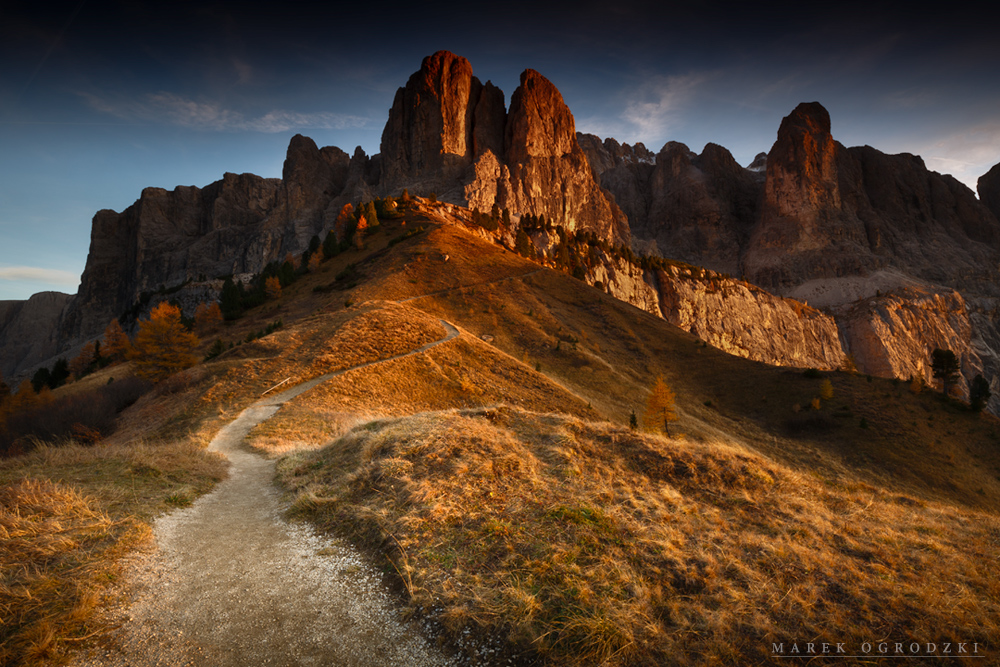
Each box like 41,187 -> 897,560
127,302 -> 200,381
102,318 -> 130,362
194,301 -> 223,333
265,276 -> 282,299
69,342 -> 97,378
642,375 -> 678,436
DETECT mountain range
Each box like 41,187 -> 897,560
3,50 -> 1000,411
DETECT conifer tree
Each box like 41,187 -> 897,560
69,342 -> 96,379
103,318 -> 130,361
128,302 -> 200,381
931,348 -> 960,396
643,375 -> 678,437
265,276 -> 282,299
194,302 -> 223,334
970,374 -> 991,412
221,278 -> 244,320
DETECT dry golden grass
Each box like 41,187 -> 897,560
281,406 -> 1000,666
248,328 -> 598,458
0,373 -> 227,667
380,223 -> 1000,511
0,478 -> 149,666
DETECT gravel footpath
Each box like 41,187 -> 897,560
71,321 -> 463,667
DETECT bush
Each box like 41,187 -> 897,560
1,376 -> 151,457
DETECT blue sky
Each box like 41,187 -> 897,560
2,0 -> 998,301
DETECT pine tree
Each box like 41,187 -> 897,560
334,203 -> 355,241
820,379 -> 834,400
931,348 -> 960,396
970,374 -> 991,412
629,410 -> 638,430
364,201 -> 379,228
322,230 -> 339,259
642,375 -> 678,437
128,302 -> 200,381
515,228 -> 532,258
221,277 -> 244,320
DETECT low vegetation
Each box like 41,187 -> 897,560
281,406 -> 1000,665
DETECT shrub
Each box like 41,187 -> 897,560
1,376 -> 150,456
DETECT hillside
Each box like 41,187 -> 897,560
4,198 -> 998,665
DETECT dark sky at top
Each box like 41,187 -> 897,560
1,0 -> 998,299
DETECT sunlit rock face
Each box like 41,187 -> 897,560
742,102 -> 875,290
836,287 -> 982,397
380,53 -> 629,246
652,266 -> 845,370
380,51 -> 504,198
489,69 -> 630,245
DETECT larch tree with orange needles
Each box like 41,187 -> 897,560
265,276 -> 282,299
69,342 -> 96,379
194,301 -> 223,334
102,318 -> 130,362
643,375 -> 678,437
127,302 -> 200,381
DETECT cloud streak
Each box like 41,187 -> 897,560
898,121 -> 1000,192
82,92 -> 369,133
620,74 -> 706,142
0,266 -> 79,286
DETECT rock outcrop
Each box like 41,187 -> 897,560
836,286 -> 982,398
741,102 -> 1000,293
380,53 -> 629,245
977,162 -> 1000,224
582,137 -> 762,275
651,267 -> 844,370
380,51 -> 504,199
0,292 -> 72,380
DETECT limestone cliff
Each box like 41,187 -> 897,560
380,53 -> 629,245
0,292 -> 73,380
742,102 -> 1000,293
581,137 -> 762,276
835,286 -> 984,399
380,51 -> 504,200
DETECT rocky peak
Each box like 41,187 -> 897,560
505,69 -> 577,163
577,135 -> 655,176
379,51 -> 504,199
766,101 -> 842,217
979,161 -> 1000,222
747,152 -> 768,173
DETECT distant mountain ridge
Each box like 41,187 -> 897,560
3,50 -> 1000,412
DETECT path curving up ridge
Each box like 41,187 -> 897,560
72,320 -> 462,667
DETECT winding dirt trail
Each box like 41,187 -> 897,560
73,320 -> 461,667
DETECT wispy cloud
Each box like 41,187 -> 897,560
621,74 -> 706,140
906,122 -> 1000,192
0,266 -> 79,286
577,73 -> 707,147
81,92 -> 368,133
